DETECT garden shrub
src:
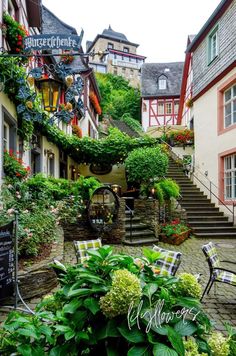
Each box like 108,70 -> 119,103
0,246 -> 214,355
157,178 -> 180,200
125,146 -> 169,184
0,174 -> 98,256
140,178 -> 180,205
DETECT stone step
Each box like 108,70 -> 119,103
180,191 -> 204,196
125,230 -> 155,238
124,216 -> 141,223
181,197 -> 210,202
185,206 -> 220,211
123,237 -> 159,246
190,221 -> 233,227
187,215 -> 229,221
181,202 -> 216,207
186,210 -> 224,216
180,188 -> 202,192
192,226 -> 236,233
193,232 -> 236,238
125,223 -> 150,230
166,173 -> 186,177
175,182 -> 195,186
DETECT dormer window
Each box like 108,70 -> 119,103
158,75 -> 167,90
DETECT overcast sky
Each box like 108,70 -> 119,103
43,0 -> 221,63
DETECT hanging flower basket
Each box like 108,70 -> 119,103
89,92 -> 102,115
3,13 -> 29,55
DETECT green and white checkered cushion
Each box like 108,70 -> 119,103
216,271 -> 236,285
153,245 -> 182,276
202,242 -> 220,268
74,239 -> 102,264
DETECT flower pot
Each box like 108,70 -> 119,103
159,230 -> 190,245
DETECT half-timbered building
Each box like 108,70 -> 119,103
141,62 -> 184,131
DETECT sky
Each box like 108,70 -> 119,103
42,0 -> 222,63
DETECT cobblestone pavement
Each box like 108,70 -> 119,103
1,237 -> 236,335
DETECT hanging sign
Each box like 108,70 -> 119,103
0,221 -> 14,301
24,31 -> 84,52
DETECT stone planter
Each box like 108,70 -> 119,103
159,230 -> 190,245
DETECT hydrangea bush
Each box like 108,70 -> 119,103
1,246 -> 231,355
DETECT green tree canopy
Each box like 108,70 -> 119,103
96,73 -> 141,121
125,146 -> 169,184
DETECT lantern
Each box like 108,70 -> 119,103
38,78 -> 62,112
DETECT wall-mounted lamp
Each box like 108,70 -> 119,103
38,78 -> 62,113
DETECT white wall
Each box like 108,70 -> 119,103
193,67 -> 236,216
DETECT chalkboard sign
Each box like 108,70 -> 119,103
0,221 -> 14,301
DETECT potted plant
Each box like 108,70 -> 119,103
159,218 -> 191,245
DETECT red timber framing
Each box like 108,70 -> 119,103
177,51 -> 192,124
148,98 -> 179,126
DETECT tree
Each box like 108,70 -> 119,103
125,146 -> 169,184
95,73 -> 141,122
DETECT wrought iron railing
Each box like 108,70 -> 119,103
161,139 -> 236,224
124,197 -> 134,242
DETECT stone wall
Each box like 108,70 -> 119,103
17,226 -> 64,300
133,198 -> 187,236
134,198 -> 159,237
63,198 -> 126,244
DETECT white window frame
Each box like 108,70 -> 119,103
224,154 -> 236,200
174,101 -> 179,115
208,25 -> 219,63
159,79 -> 167,90
165,102 -> 172,115
158,102 -> 164,115
224,84 -> 236,128
3,122 -> 10,151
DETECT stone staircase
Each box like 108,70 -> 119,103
123,211 -> 158,245
167,159 -> 236,239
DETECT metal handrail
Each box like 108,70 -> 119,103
162,139 -> 236,224
124,198 -> 134,242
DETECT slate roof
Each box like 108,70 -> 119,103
110,119 -> 141,138
42,6 -> 77,35
41,6 -> 88,73
141,62 -> 184,98
102,25 -> 128,42
87,25 -> 139,53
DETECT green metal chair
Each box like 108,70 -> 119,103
201,242 -> 236,300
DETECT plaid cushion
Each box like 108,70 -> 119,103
215,271 -> 236,285
153,245 -> 182,276
74,239 -> 102,264
202,242 -> 220,268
